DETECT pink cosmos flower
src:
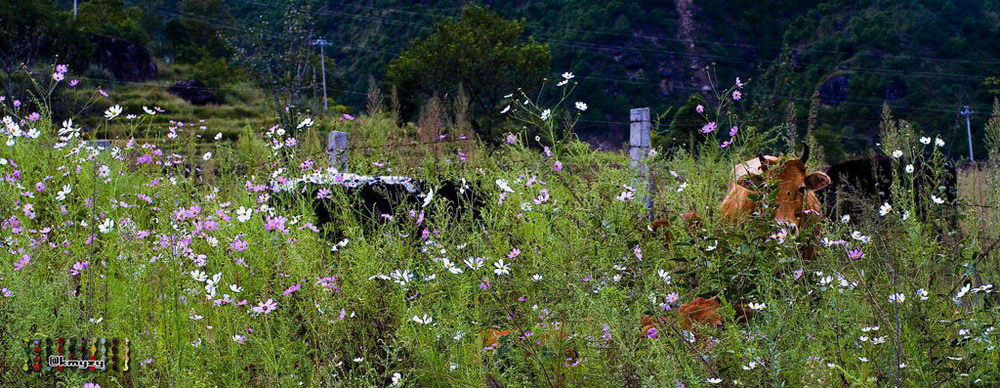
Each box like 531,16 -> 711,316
695,104 -> 704,113
700,122 -> 717,134
264,216 -> 288,234
732,90 -> 742,100
13,255 -> 30,270
847,248 -> 864,260
645,327 -> 659,339
252,299 -> 278,315
27,112 -> 40,122
69,79 -> 79,87
729,126 -> 739,137
230,239 -> 248,252
70,261 -> 90,276
316,188 -> 332,199
507,248 -> 521,258
553,161 -> 563,171
282,284 -> 301,296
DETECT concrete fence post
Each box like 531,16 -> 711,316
327,131 -> 349,171
630,107 -> 654,219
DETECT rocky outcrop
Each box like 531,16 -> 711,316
819,74 -> 850,106
167,80 -> 220,105
90,34 -> 157,82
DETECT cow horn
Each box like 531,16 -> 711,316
800,143 -> 810,164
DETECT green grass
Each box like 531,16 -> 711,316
1,93 -> 998,387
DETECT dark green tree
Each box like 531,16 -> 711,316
229,2 -> 320,133
387,6 -> 551,137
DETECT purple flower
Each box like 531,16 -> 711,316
505,133 -> 517,144
847,248 -> 864,260
252,299 -> 278,315
316,188 -> 332,199
70,261 -> 90,276
794,268 -> 804,280
553,160 -> 563,171
507,248 -> 521,258
230,238 -> 248,252
69,79 -> 79,87
13,255 -> 30,270
282,284 -> 301,296
695,104 -> 704,113
732,90 -> 742,100
339,113 -> 355,122
264,216 -> 288,234
1,288 -> 12,297
83,383 -> 101,388
700,122 -> 717,134
665,292 -> 679,304
729,126 -> 739,137
645,327 -> 659,338
56,64 -> 68,74
27,112 -> 40,122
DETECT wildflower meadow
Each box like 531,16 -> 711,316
1,63 -> 999,388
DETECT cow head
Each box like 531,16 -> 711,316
724,145 -> 831,226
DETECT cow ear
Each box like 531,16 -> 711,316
805,172 -> 831,191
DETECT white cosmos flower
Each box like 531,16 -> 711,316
956,283 -> 971,298
143,106 -> 156,115
531,274 -> 543,281
892,150 -> 903,158
230,284 -> 243,293
214,132 -> 223,141
888,292 -> 906,303
904,164 -> 914,173
56,184 -> 72,201
919,136 -> 931,144
297,117 -> 314,129
412,314 -> 433,325
841,215 -> 851,223
104,105 -> 123,120
190,270 -> 208,282
463,257 -> 485,270
707,378 -> 723,384
540,109 -> 551,120
203,152 -> 212,161
562,72 -> 574,79
98,218 -> 115,233
236,206 -> 252,223
931,195 -> 945,204
500,105 -> 511,114
495,179 -> 515,193
748,302 -> 767,311
879,202 -> 892,216
493,259 -> 510,276
935,137 -> 945,147
657,269 -> 671,284
575,101 -> 588,111
916,288 -> 929,300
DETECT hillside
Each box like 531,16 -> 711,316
296,0 -> 1000,159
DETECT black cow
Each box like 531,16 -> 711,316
822,155 -> 958,223
273,173 -> 483,233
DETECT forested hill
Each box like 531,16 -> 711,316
295,0 -> 1000,160
19,0 -> 1000,160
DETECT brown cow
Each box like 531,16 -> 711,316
720,145 -> 830,227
